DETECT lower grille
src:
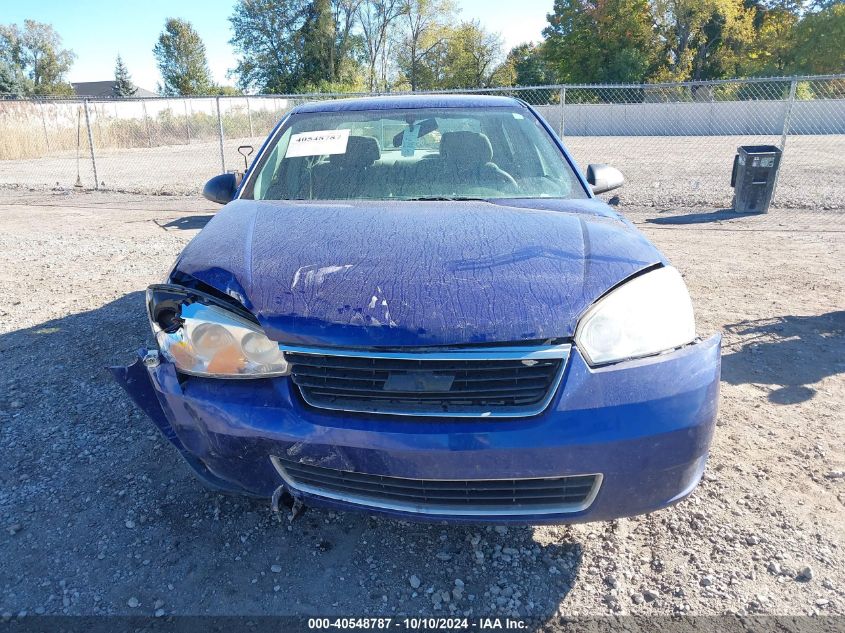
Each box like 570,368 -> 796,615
284,344 -> 570,418
272,456 -> 601,516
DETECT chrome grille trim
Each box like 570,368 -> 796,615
271,456 -> 602,517
280,343 -> 572,361
281,343 -> 570,418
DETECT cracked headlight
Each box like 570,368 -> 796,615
147,285 -> 290,378
575,266 -> 696,366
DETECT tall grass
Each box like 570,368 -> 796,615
0,99 -> 288,160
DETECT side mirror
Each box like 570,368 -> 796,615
202,173 -> 241,205
586,164 -> 625,195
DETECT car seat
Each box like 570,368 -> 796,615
437,131 -> 518,193
312,136 -> 381,199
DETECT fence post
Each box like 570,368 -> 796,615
183,99 -> 191,144
141,99 -> 152,148
559,86 -> 566,139
216,96 -> 226,172
82,99 -> 99,190
38,101 -> 50,152
779,77 -> 798,151
772,77 -> 798,206
246,96 -> 254,137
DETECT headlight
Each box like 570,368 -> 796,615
575,266 -> 695,366
147,285 -> 290,378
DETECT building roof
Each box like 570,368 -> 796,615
71,81 -> 157,99
293,93 -> 524,114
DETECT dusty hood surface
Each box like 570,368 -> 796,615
174,199 -> 664,347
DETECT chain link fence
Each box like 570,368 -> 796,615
1,75 -> 843,209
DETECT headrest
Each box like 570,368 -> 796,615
330,135 -> 380,167
440,131 -> 493,166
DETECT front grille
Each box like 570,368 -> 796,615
272,456 -> 600,516
284,345 -> 569,418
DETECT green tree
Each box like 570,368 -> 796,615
543,0 -> 659,83
113,54 -> 137,96
357,0 -> 408,91
0,20 -> 75,96
652,0 -> 757,81
790,4 -> 845,74
153,18 -> 214,95
331,0 -> 365,81
743,6 -> 797,76
438,21 -> 507,89
396,0 -> 456,91
542,0 -> 600,83
505,42 -> 556,86
0,59 -> 23,95
213,84 -> 244,95
229,0 -> 368,93
230,0 -> 308,93
301,0 -> 336,84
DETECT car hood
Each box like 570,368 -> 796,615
173,199 -> 664,347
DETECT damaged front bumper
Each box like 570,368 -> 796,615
112,335 -> 721,524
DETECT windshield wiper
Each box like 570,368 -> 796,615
405,196 -> 490,202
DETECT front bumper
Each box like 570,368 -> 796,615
112,335 -> 721,524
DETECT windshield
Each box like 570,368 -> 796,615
241,107 -> 588,201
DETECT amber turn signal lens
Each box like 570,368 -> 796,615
206,345 -> 246,374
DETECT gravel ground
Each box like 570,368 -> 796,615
1,133 -> 843,210
0,191 -> 843,623
565,135 -> 845,211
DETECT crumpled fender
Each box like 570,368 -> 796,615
110,351 -> 186,450
110,352 -> 256,496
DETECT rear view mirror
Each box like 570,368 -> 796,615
203,173 -> 241,205
392,118 -> 439,147
587,164 -> 625,195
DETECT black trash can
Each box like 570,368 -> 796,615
731,145 -> 782,213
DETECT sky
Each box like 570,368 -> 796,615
2,0 -> 551,91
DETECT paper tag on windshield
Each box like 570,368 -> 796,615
400,125 -> 420,157
286,129 -> 350,158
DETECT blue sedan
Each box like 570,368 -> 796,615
113,94 -> 720,524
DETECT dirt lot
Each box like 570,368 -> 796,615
1,133 -> 844,211
0,191 -> 843,624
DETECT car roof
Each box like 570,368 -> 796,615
292,93 -> 526,114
